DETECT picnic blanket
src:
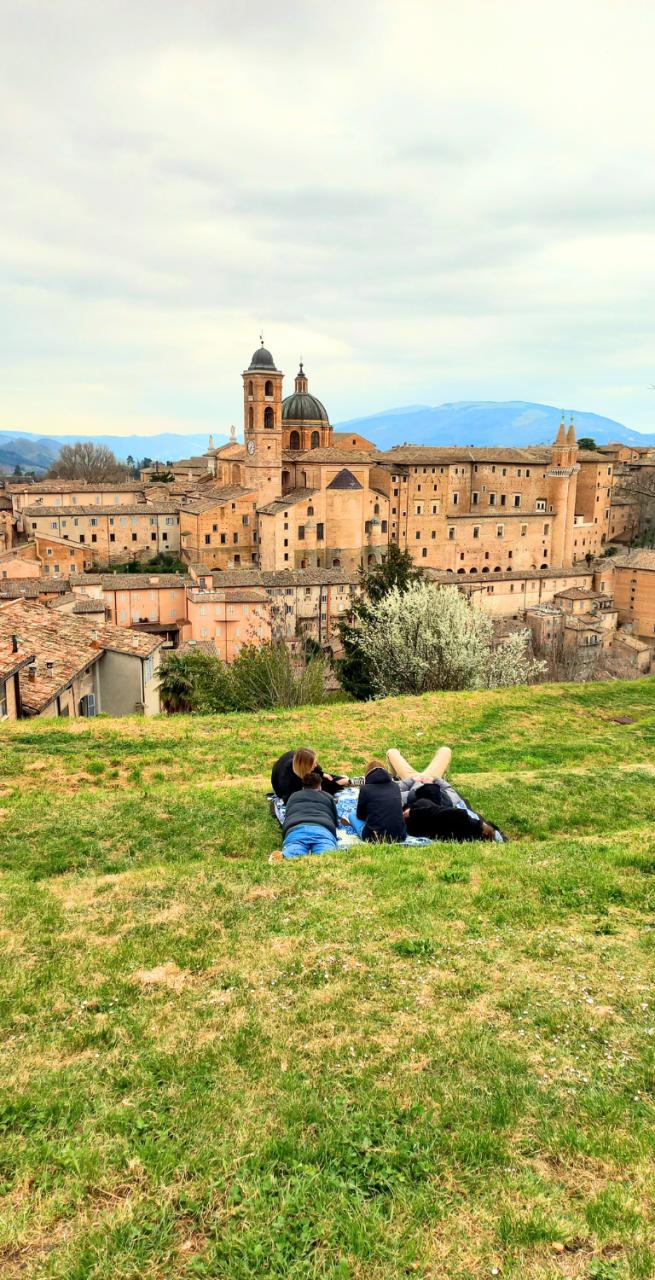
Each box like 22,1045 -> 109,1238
269,785 -> 495,848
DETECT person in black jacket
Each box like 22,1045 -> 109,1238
271,748 -> 349,805
350,760 -> 407,844
269,772 -> 339,862
404,798 -> 497,842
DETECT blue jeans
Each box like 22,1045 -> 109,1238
282,823 -> 338,859
349,814 -> 367,839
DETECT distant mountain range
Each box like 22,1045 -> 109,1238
336,401 -> 655,451
1,402 -> 654,474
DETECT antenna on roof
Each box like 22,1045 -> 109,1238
260,330 -> 264,346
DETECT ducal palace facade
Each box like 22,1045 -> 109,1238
178,340 -> 617,577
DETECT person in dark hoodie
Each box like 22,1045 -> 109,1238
404,797 -> 499,842
269,771 -> 339,862
271,748 -> 349,805
350,760 -> 407,844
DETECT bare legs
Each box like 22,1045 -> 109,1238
386,746 -> 452,783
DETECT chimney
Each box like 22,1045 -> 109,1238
11,634 -> 18,653
28,661 -> 37,682
46,660 -> 54,674
132,635 -> 139,648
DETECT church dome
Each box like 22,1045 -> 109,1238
282,391 -> 329,423
248,343 -> 277,371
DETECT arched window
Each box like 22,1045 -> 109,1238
248,407 -> 254,430
482,566 -> 490,573
307,505 -> 314,516
290,430 -> 300,450
494,566 -> 501,572
540,562 -> 548,569
457,567 -> 466,574
264,406 -> 274,429
332,557 -> 341,567
264,380 -> 273,397
367,554 -> 375,565
374,502 -> 380,515
281,470 -> 291,492
248,380 -> 253,397
310,431 -> 320,449
469,567 -> 477,574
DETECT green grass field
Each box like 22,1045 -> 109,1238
1,679 -> 655,1279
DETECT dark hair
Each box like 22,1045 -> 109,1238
303,771 -> 322,790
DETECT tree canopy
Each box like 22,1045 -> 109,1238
47,442 -> 130,482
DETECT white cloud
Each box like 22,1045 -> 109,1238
1,0 -> 654,437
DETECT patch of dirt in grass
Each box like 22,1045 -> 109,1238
132,961 -> 189,990
245,884 -> 282,901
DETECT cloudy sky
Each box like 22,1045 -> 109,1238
2,0 -> 655,438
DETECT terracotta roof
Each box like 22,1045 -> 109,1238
282,448 -> 377,464
68,574 -> 103,585
206,568 -> 358,588
554,587 -> 599,600
181,486 -> 255,514
425,566 -> 593,585
0,577 -> 73,598
72,598 -> 107,614
0,644 -> 35,685
376,446 -> 552,465
7,480 -> 145,494
613,549 -> 655,571
99,574 -> 190,589
24,501 -> 180,517
0,599 -> 103,713
258,488 -> 317,515
177,639 -> 218,657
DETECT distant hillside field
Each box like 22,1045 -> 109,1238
1,680 -> 655,1277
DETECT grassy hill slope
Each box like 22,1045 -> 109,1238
1,680 -> 655,1279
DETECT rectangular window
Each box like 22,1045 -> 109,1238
242,515 -> 249,526
536,499 -> 546,512
415,531 -> 421,540
489,493 -> 496,506
452,492 -> 459,506
473,526 -> 480,539
110,533 -> 116,542
496,524 -> 504,538
543,523 -> 550,535
151,532 -> 157,541
298,526 -> 305,540
90,518 -> 97,527
204,534 -> 211,544
233,533 -> 238,544
220,533 -> 226,544
51,521 -> 58,530
317,523 -> 324,540
513,494 -> 521,507
472,492 -> 479,505
132,533 -> 137,542
92,534 -> 98,544
381,520 -> 387,533
500,494 -> 506,507
448,527 -> 455,540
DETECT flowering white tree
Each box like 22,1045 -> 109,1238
358,582 -> 544,696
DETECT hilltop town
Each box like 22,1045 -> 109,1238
1,340 -> 654,718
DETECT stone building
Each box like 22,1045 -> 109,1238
195,343 -> 620,578
23,501 -> 180,563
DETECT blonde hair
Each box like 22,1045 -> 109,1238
292,747 -> 317,780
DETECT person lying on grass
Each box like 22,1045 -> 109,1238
387,745 -> 503,842
349,760 -> 407,845
269,771 -> 338,863
271,747 -> 350,805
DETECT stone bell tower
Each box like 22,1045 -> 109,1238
243,338 -> 284,507
548,416 -> 579,568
